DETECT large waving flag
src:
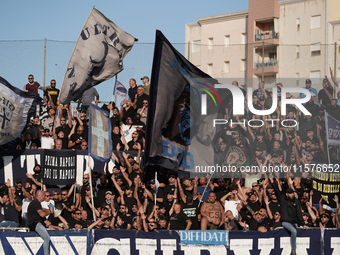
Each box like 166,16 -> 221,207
113,80 -> 129,100
59,8 -> 136,104
0,77 -> 41,145
89,104 -> 112,162
144,30 -> 228,175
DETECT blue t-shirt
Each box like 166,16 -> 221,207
299,87 -> 318,98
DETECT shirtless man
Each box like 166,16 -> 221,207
200,191 -> 224,230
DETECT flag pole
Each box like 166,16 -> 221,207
115,75 -> 117,104
198,172 -> 215,207
88,105 -> 96,221
325,111 -> 331,164
154,172 -> 157,206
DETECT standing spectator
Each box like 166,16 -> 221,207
24,74 -> 49,94
141,76 -> 150,95
0,180 -> 19,227
318,78 -> 333,105
200,192 -> 224,230
68,125 -> 86,150
44,79 -> 59,105
168,203 -> 191,230
26,164 -> 43,189
110,107 -> 121,128
128,78 -> 138,100
120,99 -> 136,123
133,85 -> 149,110
272,185 -> 306,255
137,100 -> 148,125
299,79 -> 318,101
27,190 -> 52,255
77,87 -> 99,114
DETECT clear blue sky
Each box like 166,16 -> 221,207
0,0 -> 248,103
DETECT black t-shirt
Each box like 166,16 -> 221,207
44,88 -> 60,105
136,93 -> 149,110
318,87 -> 333,105
122,107 -> 136,122
169,211 -> 189,230
127,139 -> 143,151
26,173 -> 43,187
27,199 -> 44,231
181,199 -> 200,230
3,202 -> 19,223
110,115 -> 121,128
70,133 -> 86,150
56,125 -> 71,139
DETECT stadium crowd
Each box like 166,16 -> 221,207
0,72 -> 340,238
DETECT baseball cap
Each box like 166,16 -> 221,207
254,211 -> 262,215
141,76 -> 149,80
149,179 -> 155,184
105,191 -> 113,195
16,178 -> 22,183
286,188 -> 294,194
306,79 -> 312,84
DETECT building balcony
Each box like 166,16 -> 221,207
255,30 -> 279,41
253,60 -> 279,75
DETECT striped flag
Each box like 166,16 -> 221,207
89,104 -> 112,161
0,77 -> 41,145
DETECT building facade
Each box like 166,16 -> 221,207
185,0 -> 340,91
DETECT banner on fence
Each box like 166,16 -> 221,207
0,149 -> 141,185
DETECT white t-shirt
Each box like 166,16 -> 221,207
120,124 -> 136,143
41,136 -> 55,149
41,199 -> 55,219
224,200 -> 240,220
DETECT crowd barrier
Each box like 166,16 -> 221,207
0,228 -> 339,255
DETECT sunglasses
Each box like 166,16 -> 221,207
45,195 -> 50,197
120,207 -> 125,209
83,178 -> 89,180
143,102 -> 148,104
51,83 -> 56,85
75,213 -> 82,215
252,185 -> 258,187
61,194 -> 67,196
321,216 -> 328,218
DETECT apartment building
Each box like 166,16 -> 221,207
185,0 -> 340,91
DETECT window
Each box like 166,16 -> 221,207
208,38 -> 213,50
192,40 -> 201,53
224,61 -> 230,73
224,35 -> 230,47
207,63 -> 213,76
296,19 -> 300,31
240,59 -> 246,71
310,71 -> 321,79
311,43 -> 321,56
296,46 -> 300,59
311,15 -> 321,29
242,33 -> 246,44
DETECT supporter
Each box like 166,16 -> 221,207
26,164 -> 43,189
120,99 -> 136,123
60,186 -> 77,222
131,113 -> 146,137
80,141 -> 88,151
200,192 -> 224,230
299,79 -> 318,101
27,190 -> 52,255
111,126 -> 124,151
128,78 -> 138,100
69,208 -> 86,229
0,180 -> 19,227
133,85 -> 149,110
44,79 -> 59,105
24,74 -> 49,94
110,107 -> 121,128
127,130 -> 143,151
55,116 -> 72,139
168,202 -> 191,230
224,210 -> 239,230
220,190 -> 240,221
141,76 -> 150,95
55,139 -> 63,150
318,78 -> 333,105
77,87 -> 99,113
68,125 -> 86,150
120,117 -> 137,143
41,128 -> 55,149
196,176 -> 214,202
137,99 -> 148,124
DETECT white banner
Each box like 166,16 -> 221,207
59,8 -> 136,104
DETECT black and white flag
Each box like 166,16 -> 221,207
0,77 -> 41,145
59,8 -> 136,104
